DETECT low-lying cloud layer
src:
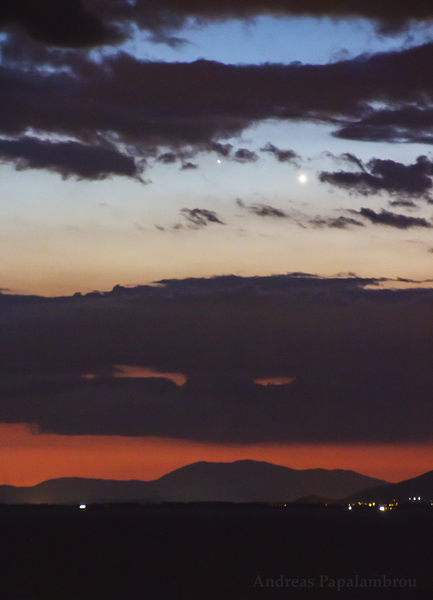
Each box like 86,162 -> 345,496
1,274 -> 433,444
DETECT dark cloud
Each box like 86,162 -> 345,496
0,371 -> 427,442
260,142 -> 300,164
334,106 -> 433,145
236,198 -> 288,218
88,0 -> 433,40
3,41 -> 433,157
334,124 -> 408,143
233,148 -> 259,163
0,55 -> 253,148
249,204 -> 288,218
338,152 -> 366,171
309,215 -> 365,229
0,0 -> 120,47
11,0 -> 433,52
389,199 -> 418,208
319,170 -> 380,194
155,149 -> 198,166
156,152 -> 178,164
357,207 -> 432,229
153,273 -> 385,292
1,274 -> 433,443
121,0 -> 433,33
206,142 -> 233,157
147,32 -> 189,48
9,0 -> 433,49
0,136 -> 138,179
329,216 -> 365,228
0,31 -> 74,66
320,155 -> 433,198
180,208 -> 225,227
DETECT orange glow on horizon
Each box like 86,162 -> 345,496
0,424 -> 432,487
81,365 -> 187,385
112,365 -> 186,385
254,377 -> 295,385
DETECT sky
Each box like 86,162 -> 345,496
1,0 -> 433,487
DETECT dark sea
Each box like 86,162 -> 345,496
0,505 -> 430,599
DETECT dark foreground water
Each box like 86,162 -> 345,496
0,505 -> 431,599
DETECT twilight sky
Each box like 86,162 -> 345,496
1,0 -> 433,487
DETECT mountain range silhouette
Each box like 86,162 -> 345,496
0,460 -> 389,504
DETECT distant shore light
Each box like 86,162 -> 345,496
79,504 -> 86,509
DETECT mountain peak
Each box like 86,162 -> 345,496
0,460 -> 387,504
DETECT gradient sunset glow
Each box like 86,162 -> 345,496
1,424 -> 432,487
1,1 -> 433,492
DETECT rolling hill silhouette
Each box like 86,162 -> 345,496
0,460 -> 386,504
346,470 -> 433,503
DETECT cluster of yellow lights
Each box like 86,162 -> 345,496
348,500 -> 400,511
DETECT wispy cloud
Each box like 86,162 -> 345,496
260,143 -> 300,165
180,208 -> 225,228
357,208 -> 432,228
320,155 -> 433,199
0,136 -> 140,180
